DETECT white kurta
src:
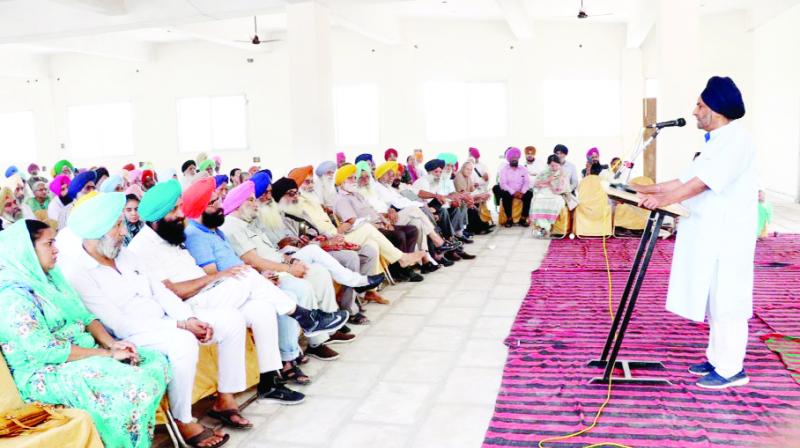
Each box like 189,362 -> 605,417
666,120 -> 758,323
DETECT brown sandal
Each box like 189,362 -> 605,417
207,408 -> 253,429
185,427 -> 230,448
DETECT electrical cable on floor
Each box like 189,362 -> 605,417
538,223 -> 633,448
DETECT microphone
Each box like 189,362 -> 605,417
647,118 -> 686,129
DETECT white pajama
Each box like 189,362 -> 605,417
396,206 -> 435,251
293,244 -> 367,287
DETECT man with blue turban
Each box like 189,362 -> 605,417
635,76 -> 756,390
354,153 -> 375,170
554,144 -> 579,192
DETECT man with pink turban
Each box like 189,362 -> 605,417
467,147 -> 490,193
498,147 -> 532,228
336,152 -> 347,168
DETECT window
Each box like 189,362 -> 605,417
67,102 -> 134,157
542,80 -> 621,137
177,95 -> 248,153
423,81 -> 507,142
0,111 -> 36,166
333,84 -> 380,146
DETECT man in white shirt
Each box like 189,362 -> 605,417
554,144 -> 580,193
314,161 -> 338,210
127,179 -> 310,399
523,146 -> 543,184
58,192 -> 247,447
636,76 -> 757,389
412,159 -> 471,244
468,147 -> 490,193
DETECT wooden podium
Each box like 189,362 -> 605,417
587,185 -> 688,385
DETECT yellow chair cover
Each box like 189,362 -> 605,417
478,202 -> 494,225
573,176 -> 612,237
551,207 -> 571,236
613,176 -> 654,232
156,331 -> 261,424
498,198 -> 523,225
0,355 -> 103,448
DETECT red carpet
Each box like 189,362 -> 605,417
484,236 -> 800,447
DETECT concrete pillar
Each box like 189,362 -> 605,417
286,2 -> 335,164
655,0 -> 702,181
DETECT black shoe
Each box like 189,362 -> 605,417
421,262 -> 441,274
408,271 -> 424,282
259,384 -> 306,405
445,251 -> 462,262
518,220 -> 530,228
301,310 -> 349,338
503,221 -> 513,228
456,250 -> 476,260
456,234 -> 474,244
338,324 -> 352,334
463,230 -> 474,238
437,256 -> 454,267
435,241 -> 459,253
354,274 -> 385,293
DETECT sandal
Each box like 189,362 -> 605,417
348,312 -> 370,325
282,361 -> 312,385
295,354 -> 310,365
185,427 -> 230,448
207,408 -> 253,430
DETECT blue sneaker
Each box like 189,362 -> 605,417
696,370 -> 749,389
688,361 -> 715,376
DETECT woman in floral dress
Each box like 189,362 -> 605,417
0,220 -> 170,448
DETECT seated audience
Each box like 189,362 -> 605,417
123,193 -> 143,246
314,161 -> 338,210
497,147 -> 532,228
554,144 -> 580,192
454,160 -> 494,235
530,154 -> 571,238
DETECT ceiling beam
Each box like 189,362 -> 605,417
626,0 -> 656,48
495,0 -> 534,40
321,3 -> 400,45
22,36 -> 154,62
747,0 -> 800,31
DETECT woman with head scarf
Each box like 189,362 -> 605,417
402,155 -> 419,185
0,219 -> 170,448
530,154 -> 570,237
122,194 -> 144,246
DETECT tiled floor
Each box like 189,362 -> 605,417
197,195 -> 800,448
210,225 -> 548,448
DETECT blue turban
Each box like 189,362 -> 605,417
139,179 -> 182,222
701,76 -> 745,120
67,170 -> 97,199
4,166 -> 18,178
355,153 -> 373,164
99,175 -> 123,193
214,174 -> 229,188
554,144 -> 569,155
316,161 -> 337,177
68,192 -> 126,239
424,159 -> 445,172
251,171 -> 272,198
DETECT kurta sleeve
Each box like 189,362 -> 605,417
334,197 -> 358,222
692,139 -> 753,194
225,226 -> 257,257
0,289 -> 71,366
149,278 -> 194,321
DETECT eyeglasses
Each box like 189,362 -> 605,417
286,190 -> 298,197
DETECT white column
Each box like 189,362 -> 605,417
620,48 -> 644,177
655,0 -> 701,181
286,2 -> 335,164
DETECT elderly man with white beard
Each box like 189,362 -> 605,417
412,159 -> 473,246
314,161 -> 338,210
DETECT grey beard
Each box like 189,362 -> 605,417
98,234 -> 122,259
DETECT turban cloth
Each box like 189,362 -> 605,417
384,148 -> 398,160
701,76 -> 745,120
586,147 -> 599,160
505,147 -> 521,162
271,177 -> 298,203
355,161 -> 372,177
181,177 -> 215,219
53,159 -> 73,176
181,160 -> 196,173
99,175 -> 123,193
525,146 -> 537,156
336,152 -> 346,165
354,153 -> 373,164
468,147 -> 480,159
68,192 -> 126,240
554,144 -> 568,155
72,191 -> 98,211
214,175 -> 229,188
424,159 -> 445,172
212,155 -> 222,166
125,184 -> 144,199
27,163 -> 39,174
198,159 -> 215,172
196,152 -> 208,164
141,169 -> 155,184
67,171 -> 97,200
288,166 -> 313,186
375,161 -> 399,180
157,168 -> 177,182
127,169 -> 142,184
437,153 -> 458,166
335,164 -> 357,186
223,180 -> 255,215
122,163 -> 136,171
0,188 -> 12,210
316,161 -> 336,177
49,175 -> 71,196
5,166 -> 18,178
250,171 -> 272,198
139,179 -> 181,222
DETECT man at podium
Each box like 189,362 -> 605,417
634,76 -> 758,389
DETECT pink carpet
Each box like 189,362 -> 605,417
484,236 -> 800,447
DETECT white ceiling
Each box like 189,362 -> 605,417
0,0 -> 783,60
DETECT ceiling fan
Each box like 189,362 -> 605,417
575,0 -> 612,19
236,16 -> 281,45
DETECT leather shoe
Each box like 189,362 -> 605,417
364,290 -> 390,304
456,250 -> 476,260
354,274 -> 385,293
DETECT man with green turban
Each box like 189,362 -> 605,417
53,159 -> 74,178
57,192 -> 253,447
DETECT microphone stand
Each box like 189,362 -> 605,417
617,127 -> 660,186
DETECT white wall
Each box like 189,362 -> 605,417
753,3 -> 800,199
0,18 -> 632,180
